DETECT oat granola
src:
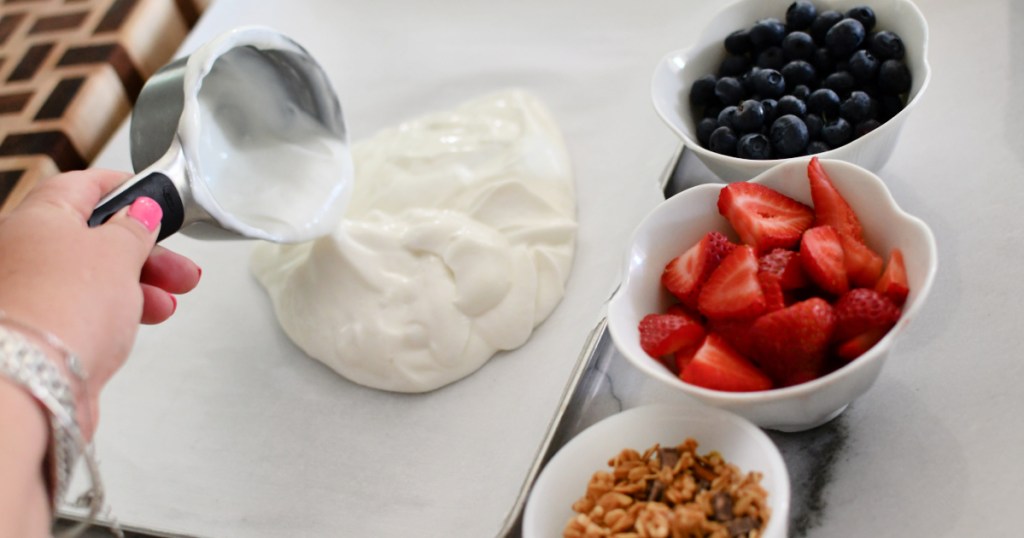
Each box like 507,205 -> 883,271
563,438 -> 770,538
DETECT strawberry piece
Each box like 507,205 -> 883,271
707,318 -> 759,359
638,313 -> 706,359
836,327 -> 890,361
758,248 -> 807,290
875,248 -> 909,306
750,297 -> 836,386
717,182 -> 814,253
758,272 -> 786,312
680,334 -> 772,392
800,225 -> 848,295
808,156 -> 863,240
840,234 -> 884,288
833,288 -> 901,343
661,231 -> 737,310
698,245 -> 766,320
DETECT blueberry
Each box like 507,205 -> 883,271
725,29 -> 753,55
709,126 -> 739,156
810,10 -> 844,43
823,70 -> 856,98
719,54 -> 751,77
848,49 -> 880,81
750,68 -> 786,99
792,84 -> 811,100
718,105 -> 739,128
715,76 -> 746,105
756,46 -> 787,71
769,114 -> 809,157
690,74 -> 718,107
734,99 -> 766,132
869,31 -> 906,60
740,67 -> 761,93
845,6 -> 876,32
821,117 -> 853,147
840,91 -> 876,123
807,88 -> 841,117
776,95 -> 807,118
804,113 -> 824,140
812,47 -> 835,74
761,98 -> 779,124
855,118 -> 882,138
782,31 -> 816,60
786,1 -> 817,31
825,19 -> 866,58
697,117 -> 718,146
782,60 -> 816,89
703,104 -> 724,120
878,59 -> 912,94
750,18 -> 786,49
878,94 -> 905,121
737,133 -> 773,159
806,140 -> 832,154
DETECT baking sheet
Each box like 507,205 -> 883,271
60,1 -> 731,536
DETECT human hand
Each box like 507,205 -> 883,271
0,169 -> 201,437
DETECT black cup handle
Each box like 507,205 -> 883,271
87,172 -> 186,242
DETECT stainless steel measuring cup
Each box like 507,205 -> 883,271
88,27 -> 352,243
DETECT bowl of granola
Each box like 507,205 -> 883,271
523,403 -> 789,538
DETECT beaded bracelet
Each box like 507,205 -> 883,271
0,313 -> 122,538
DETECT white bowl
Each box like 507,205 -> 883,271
651,0 -> 931,181
523,404 -> 790,538
607,158 -> 937,432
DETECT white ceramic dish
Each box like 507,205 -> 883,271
651,0 -> 931,181
523,403 -> 790,538
606,158 -> 937,432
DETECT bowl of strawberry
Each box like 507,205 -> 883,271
607,157 -> 936,431
651,0 -> 930,181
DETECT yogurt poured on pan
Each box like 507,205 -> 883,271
251,90 -> 577,392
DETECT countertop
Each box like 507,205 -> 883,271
80,0 -> 1024,536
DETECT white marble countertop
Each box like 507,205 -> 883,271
79,0 -> 1024,536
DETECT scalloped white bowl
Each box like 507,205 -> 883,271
524,404 -> 790,538
607,159 -> 937,432
652,0 -> 931,181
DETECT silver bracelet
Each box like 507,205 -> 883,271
0,315 -> 122,537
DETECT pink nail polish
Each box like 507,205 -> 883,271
128,197 -> 162,232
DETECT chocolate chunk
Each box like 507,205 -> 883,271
713,491 -> 734,521
658,446 -> 680,470
727,516 -> 759,537
647,479 -> 666,502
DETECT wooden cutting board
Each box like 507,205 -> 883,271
0,0 -> 209,215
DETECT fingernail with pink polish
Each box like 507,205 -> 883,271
128,197 -> 162,233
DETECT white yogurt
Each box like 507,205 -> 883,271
251,90 -> 577,392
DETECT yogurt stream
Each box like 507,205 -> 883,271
251,91 -> 577,393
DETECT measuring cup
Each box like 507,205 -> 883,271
88,27 -> 352,243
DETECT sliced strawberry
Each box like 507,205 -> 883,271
750,297 -> 836,386
758,272 -> 786,312
758,248 -> 807,290
840,234 -> 884,288
835,327 -> 889,361
680,334 -> 772,392
717,182 -> 814,253
800,225 -> 848,296
833,288 -> 901,343
808,156 -> 863,240
875,248 -> 909,306
638,313 -> 706,359
698,245 -> 766,320
706,318 -> 759,359
661,231 -> 737,310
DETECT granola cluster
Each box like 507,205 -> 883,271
563,438 -> 770,538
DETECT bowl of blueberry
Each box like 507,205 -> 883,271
652,0 -> 930,181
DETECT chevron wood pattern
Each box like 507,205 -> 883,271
0,0 -> 207,214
